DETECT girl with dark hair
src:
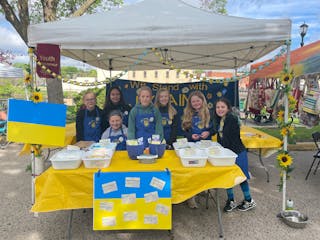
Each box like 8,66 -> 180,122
213,97 -> 256,212
103,86 -> 132,128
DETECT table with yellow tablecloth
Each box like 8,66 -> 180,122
241,125 -> 282,182
31,150 -> 246,212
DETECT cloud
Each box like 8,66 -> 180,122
0,25 -> 27,54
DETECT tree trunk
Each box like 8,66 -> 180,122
46,78 -> 64,104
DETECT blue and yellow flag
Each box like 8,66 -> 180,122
7,99 -> 67,146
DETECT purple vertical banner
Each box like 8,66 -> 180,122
36,43 -> 60,78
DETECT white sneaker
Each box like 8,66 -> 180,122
187,196 -> 199,209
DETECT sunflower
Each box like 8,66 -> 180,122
277,110 -> 284,122
281,73 -> 293,85
280,127 -> 288,136
24,74 -> 32,84
277,153 -> 293,167
31,92 -> 43,103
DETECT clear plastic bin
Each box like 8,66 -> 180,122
208,148 -> 238,166
179,148 -> 207,167
50,149 -> 83,170
82,149 -> 113,168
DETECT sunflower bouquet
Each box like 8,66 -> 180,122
275,65 -> 297,191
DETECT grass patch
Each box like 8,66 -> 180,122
256,125 -> 320,143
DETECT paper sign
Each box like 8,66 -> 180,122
102,181 -> 118,194
100,201 -> 113,211
144,191 -> 159,203
125,177 -> 140,188
155,204 -> 170,215
150,177 -> 165,191
144,215 -> 158,224
121,193 -> 136,204
123,211 -> 138,222
102,217 -> 116,227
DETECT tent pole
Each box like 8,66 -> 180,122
282,42 -> 291,211
29,48 -> 35,205
234,58 -> 238,107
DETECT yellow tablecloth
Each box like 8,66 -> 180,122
31,151 -> 246,212
240,126 -> 282,157
19,123 -> 76,156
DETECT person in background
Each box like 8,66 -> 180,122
103,86 -> 132,128
212,97 -> 256,212
154,88 -> 178,149
127,86 -> 163,147
76,91 -> 103,142
101,110 -> 127,150
181,91 -> 212,209
182,91 -> 212,142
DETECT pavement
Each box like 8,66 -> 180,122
1,143 -> 320,240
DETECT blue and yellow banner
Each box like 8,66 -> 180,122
93,171 -> 171,230
7,99 -> 67,146
108,79 -> 237,136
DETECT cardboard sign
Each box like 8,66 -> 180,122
7,99 -> 66,146
93,171 -> 171,230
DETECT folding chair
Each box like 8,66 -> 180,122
305,131 -> 320,180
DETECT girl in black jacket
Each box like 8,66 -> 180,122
213,97 -> 256,212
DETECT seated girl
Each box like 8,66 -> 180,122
101,110 -> 128,150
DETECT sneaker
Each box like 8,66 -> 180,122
237,199 -> 256,211
187,196 -> 199,209
223,200 -> 237,212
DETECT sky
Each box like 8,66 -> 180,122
0,0 -> 319,67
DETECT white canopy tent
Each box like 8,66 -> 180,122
26,0 -> 294,232
28,0 -> 291,71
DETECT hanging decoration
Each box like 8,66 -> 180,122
150,43 -> 288,84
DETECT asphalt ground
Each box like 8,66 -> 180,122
1,143 -> 320,240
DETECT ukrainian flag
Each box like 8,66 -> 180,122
7,99 -> 67,146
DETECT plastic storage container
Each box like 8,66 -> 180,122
173,142 -> 195,157
149,143 -> 166,158
126,144 -> 145,160
207,147 -> 238,166
179,148 -> 207,167
50,149 -> 83,170
82,148 -> 113,168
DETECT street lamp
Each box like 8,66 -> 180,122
299,22 -> 309,47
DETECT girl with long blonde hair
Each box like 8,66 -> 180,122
154,88 -> 178,148
182,91 -> 211,142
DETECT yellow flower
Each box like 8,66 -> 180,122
277,110 -> 284,122
280,127 -> 288,136
24,74 -> 32,84
31,92 -> 43,103
277,153 -> 293,167
281,73 -> 292,85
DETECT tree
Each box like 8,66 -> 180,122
200,0 -> 227,14
0,49 -> 14,65
0,0 -> 123,104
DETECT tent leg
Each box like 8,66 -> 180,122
67,210 -> 74,240
215,189 -> 224,239
258,149 -> 270,182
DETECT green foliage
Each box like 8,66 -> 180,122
61,66 -> 97,79
28,0 -> 124,24
200,0 -> 227,14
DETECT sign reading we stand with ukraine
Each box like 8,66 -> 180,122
93,171 -> 171,230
